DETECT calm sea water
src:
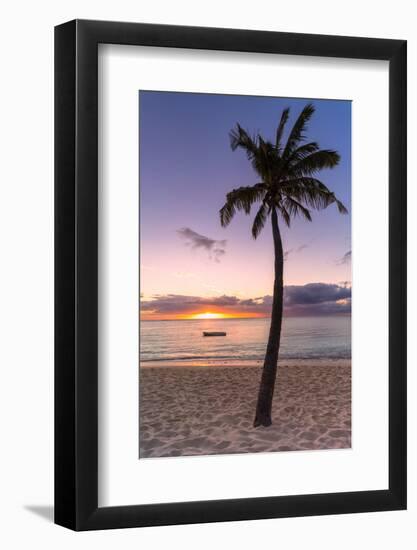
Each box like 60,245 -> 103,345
140,317 -> 351,366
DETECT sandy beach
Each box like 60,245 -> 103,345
139,362 -> 351,458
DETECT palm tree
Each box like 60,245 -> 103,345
220,103 -> 348,427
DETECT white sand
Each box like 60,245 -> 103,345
139,362 -> 351,458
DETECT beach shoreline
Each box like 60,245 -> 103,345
139,362 -> 351,458
140,358 -> 350,368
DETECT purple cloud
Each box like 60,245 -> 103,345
284,241 -> 312,261
336,250 -> 351,265
284,283 -> 351,306
177,227 -> 227,262
141,283 -> 351,316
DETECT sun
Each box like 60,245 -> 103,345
191,312 -> 225,320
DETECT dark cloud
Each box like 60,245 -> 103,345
140,294 -> 240,313
283,283 -> 351,316
284,283 -> 351,306
336,250 -> 351,265
141,283 -> 351,317
177,227 -> 227,262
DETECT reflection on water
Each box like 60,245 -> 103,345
140,316 -> 351,366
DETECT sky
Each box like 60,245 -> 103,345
139,91 -> 351,320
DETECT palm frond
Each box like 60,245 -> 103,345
287,141 -> 319,164
229,124 -> 278,179
280,177 -> 348,214
258,137 -> 280,180
281,196 -> 312,222
335,198 -> 348,214
281,176 -> 330,192
229,124 -> 258,154
289,149 -> 340,177
251,201 -> 269,239
282,103 -> 315,160
275,107 -> 290,151
219,183 -> 267,227
222,104 -> 346,234
279,204 -> 291,227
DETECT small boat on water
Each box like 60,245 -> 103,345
203,331 -> 227,337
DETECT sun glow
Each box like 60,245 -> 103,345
140,310 -> 268,321
191,312 -> 226,320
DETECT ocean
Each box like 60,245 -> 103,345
140,316 -> 351,367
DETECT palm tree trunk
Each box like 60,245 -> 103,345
254,207 -> 284,427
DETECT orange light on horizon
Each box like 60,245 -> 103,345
190,311 -> 226,320
140,311 -> 268,321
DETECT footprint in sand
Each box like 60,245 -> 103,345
299,431 -> 319,441
140,438 -> 163,450
328,429 -> 350,438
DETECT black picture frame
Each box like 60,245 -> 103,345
55,19 -> 407,531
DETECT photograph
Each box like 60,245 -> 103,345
139,91 -> 352,458
0,1 -> 409,541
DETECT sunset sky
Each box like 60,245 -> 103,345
139,91 -> 351,320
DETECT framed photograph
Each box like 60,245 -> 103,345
55,19 -> 406,530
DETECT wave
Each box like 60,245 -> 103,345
141,352 -> 351,362
140,316 -> 351,364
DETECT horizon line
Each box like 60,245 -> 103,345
140,314 -> 352,322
